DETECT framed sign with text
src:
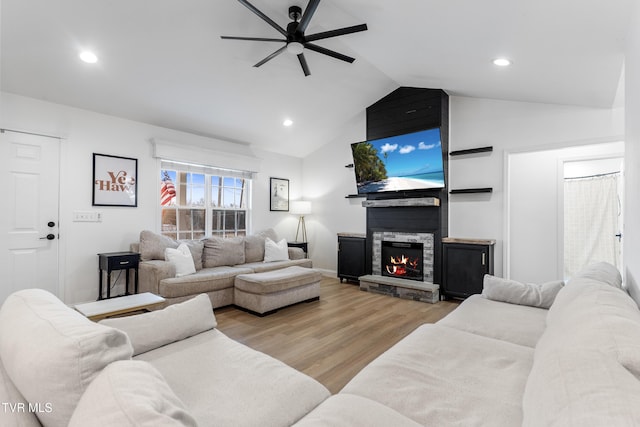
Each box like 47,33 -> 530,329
92,153 -> 138,207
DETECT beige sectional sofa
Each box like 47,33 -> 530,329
294,261 -> 640,426
1,261 -> 639,426
133,229 -> 312,308
0,291 -> 330,427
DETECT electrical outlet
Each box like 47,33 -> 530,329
73,211 -> 102,222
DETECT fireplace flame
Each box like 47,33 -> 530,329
385,255 -> 419,276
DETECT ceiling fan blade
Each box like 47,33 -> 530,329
221,36 -> 286,42
254,45 -> 287,67
305,24 -> 368,42
298,53 -> 311,76
304,43 -> 355,63
237,0 -> 288,37
297,0 -> 321,34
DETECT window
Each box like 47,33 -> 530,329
160,161 -> 251,239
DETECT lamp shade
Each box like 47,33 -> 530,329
290,200 -> 312,215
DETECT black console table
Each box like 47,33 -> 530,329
441,238 -> 495,299
337,233 -> 366,283
98,251 -> 140,300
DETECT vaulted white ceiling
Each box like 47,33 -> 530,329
1,0 -> 633,157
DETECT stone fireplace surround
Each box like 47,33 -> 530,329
358,196 -> 443,304
372,231 -> 434,283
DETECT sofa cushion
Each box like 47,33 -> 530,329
136,329 -> 331,427
238,258 -> 313,273
140,229 -> 179,261
235,266 -> 322,294
264,237 -> 290,262
100,294 -> 216,356
538,278 -> 640,379
342,324 -> 534,426
523,348 -> 640,426
244,234 -> 266,263
482,275 -> 564,309
203,236 -> 245,267
437,294 -> 548,347
165,243 -> 196,277
567,261 -> 622,289
244,228 -> 278,263
0,289 -> 133,426
139,230 -> 204,270
159,266 -> 253,298
294,394 -> 422,427
69,360 -> 197,427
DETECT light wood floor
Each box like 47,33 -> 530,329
215,276 -> 459,393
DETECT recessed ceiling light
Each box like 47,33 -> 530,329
283,119 -> 293,127
79,51 -> 98,64
493,58 -> 511,67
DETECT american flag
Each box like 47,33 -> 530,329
160,171 -> 176,206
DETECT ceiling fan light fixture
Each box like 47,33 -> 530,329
287,42 -> 304,55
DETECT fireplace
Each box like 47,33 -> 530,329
381,241 -> 424,281
372,231 -> 434,283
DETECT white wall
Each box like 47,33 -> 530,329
301,111 -> 367,271
507,143 -> 623,283
448,97 -> 624,278
0,92 -> 303,304
624,3 -> 640,306
251,148 -> 304,242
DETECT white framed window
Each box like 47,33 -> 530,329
160,160 -> 251,239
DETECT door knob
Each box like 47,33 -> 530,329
40,234 -> 55,240
48,221 -> 55,227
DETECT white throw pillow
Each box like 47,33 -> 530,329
100,294 -> 216,356
264,237 -> 289,262
165,243 -> 196,277
482,275 -> 564,309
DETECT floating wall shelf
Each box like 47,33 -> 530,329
449,146 -> 493,156
449,188 -> 493,194
345,194 -> 366,199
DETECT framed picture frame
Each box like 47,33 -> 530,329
93,153 -> 138,207
270,177 -> 289,211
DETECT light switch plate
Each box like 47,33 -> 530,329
73,211 -> 102,222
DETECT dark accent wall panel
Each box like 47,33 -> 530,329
364,87 -> 449,285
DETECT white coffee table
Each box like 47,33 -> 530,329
75,292 -> 165,321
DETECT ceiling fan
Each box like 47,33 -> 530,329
221,0 -> 367,76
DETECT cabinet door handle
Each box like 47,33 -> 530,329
482,253 -> 486,266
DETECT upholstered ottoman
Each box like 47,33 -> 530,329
234,266 -> 321,316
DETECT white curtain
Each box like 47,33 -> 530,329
564,173 -> 621,278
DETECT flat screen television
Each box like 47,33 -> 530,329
351,128 -> 445,194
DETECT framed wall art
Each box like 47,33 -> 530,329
270,177 -> 289,211
93,153 -> 138,207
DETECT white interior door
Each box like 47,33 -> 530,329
0,130 -> 60,303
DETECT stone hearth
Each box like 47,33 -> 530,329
359,275 -> 439,304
